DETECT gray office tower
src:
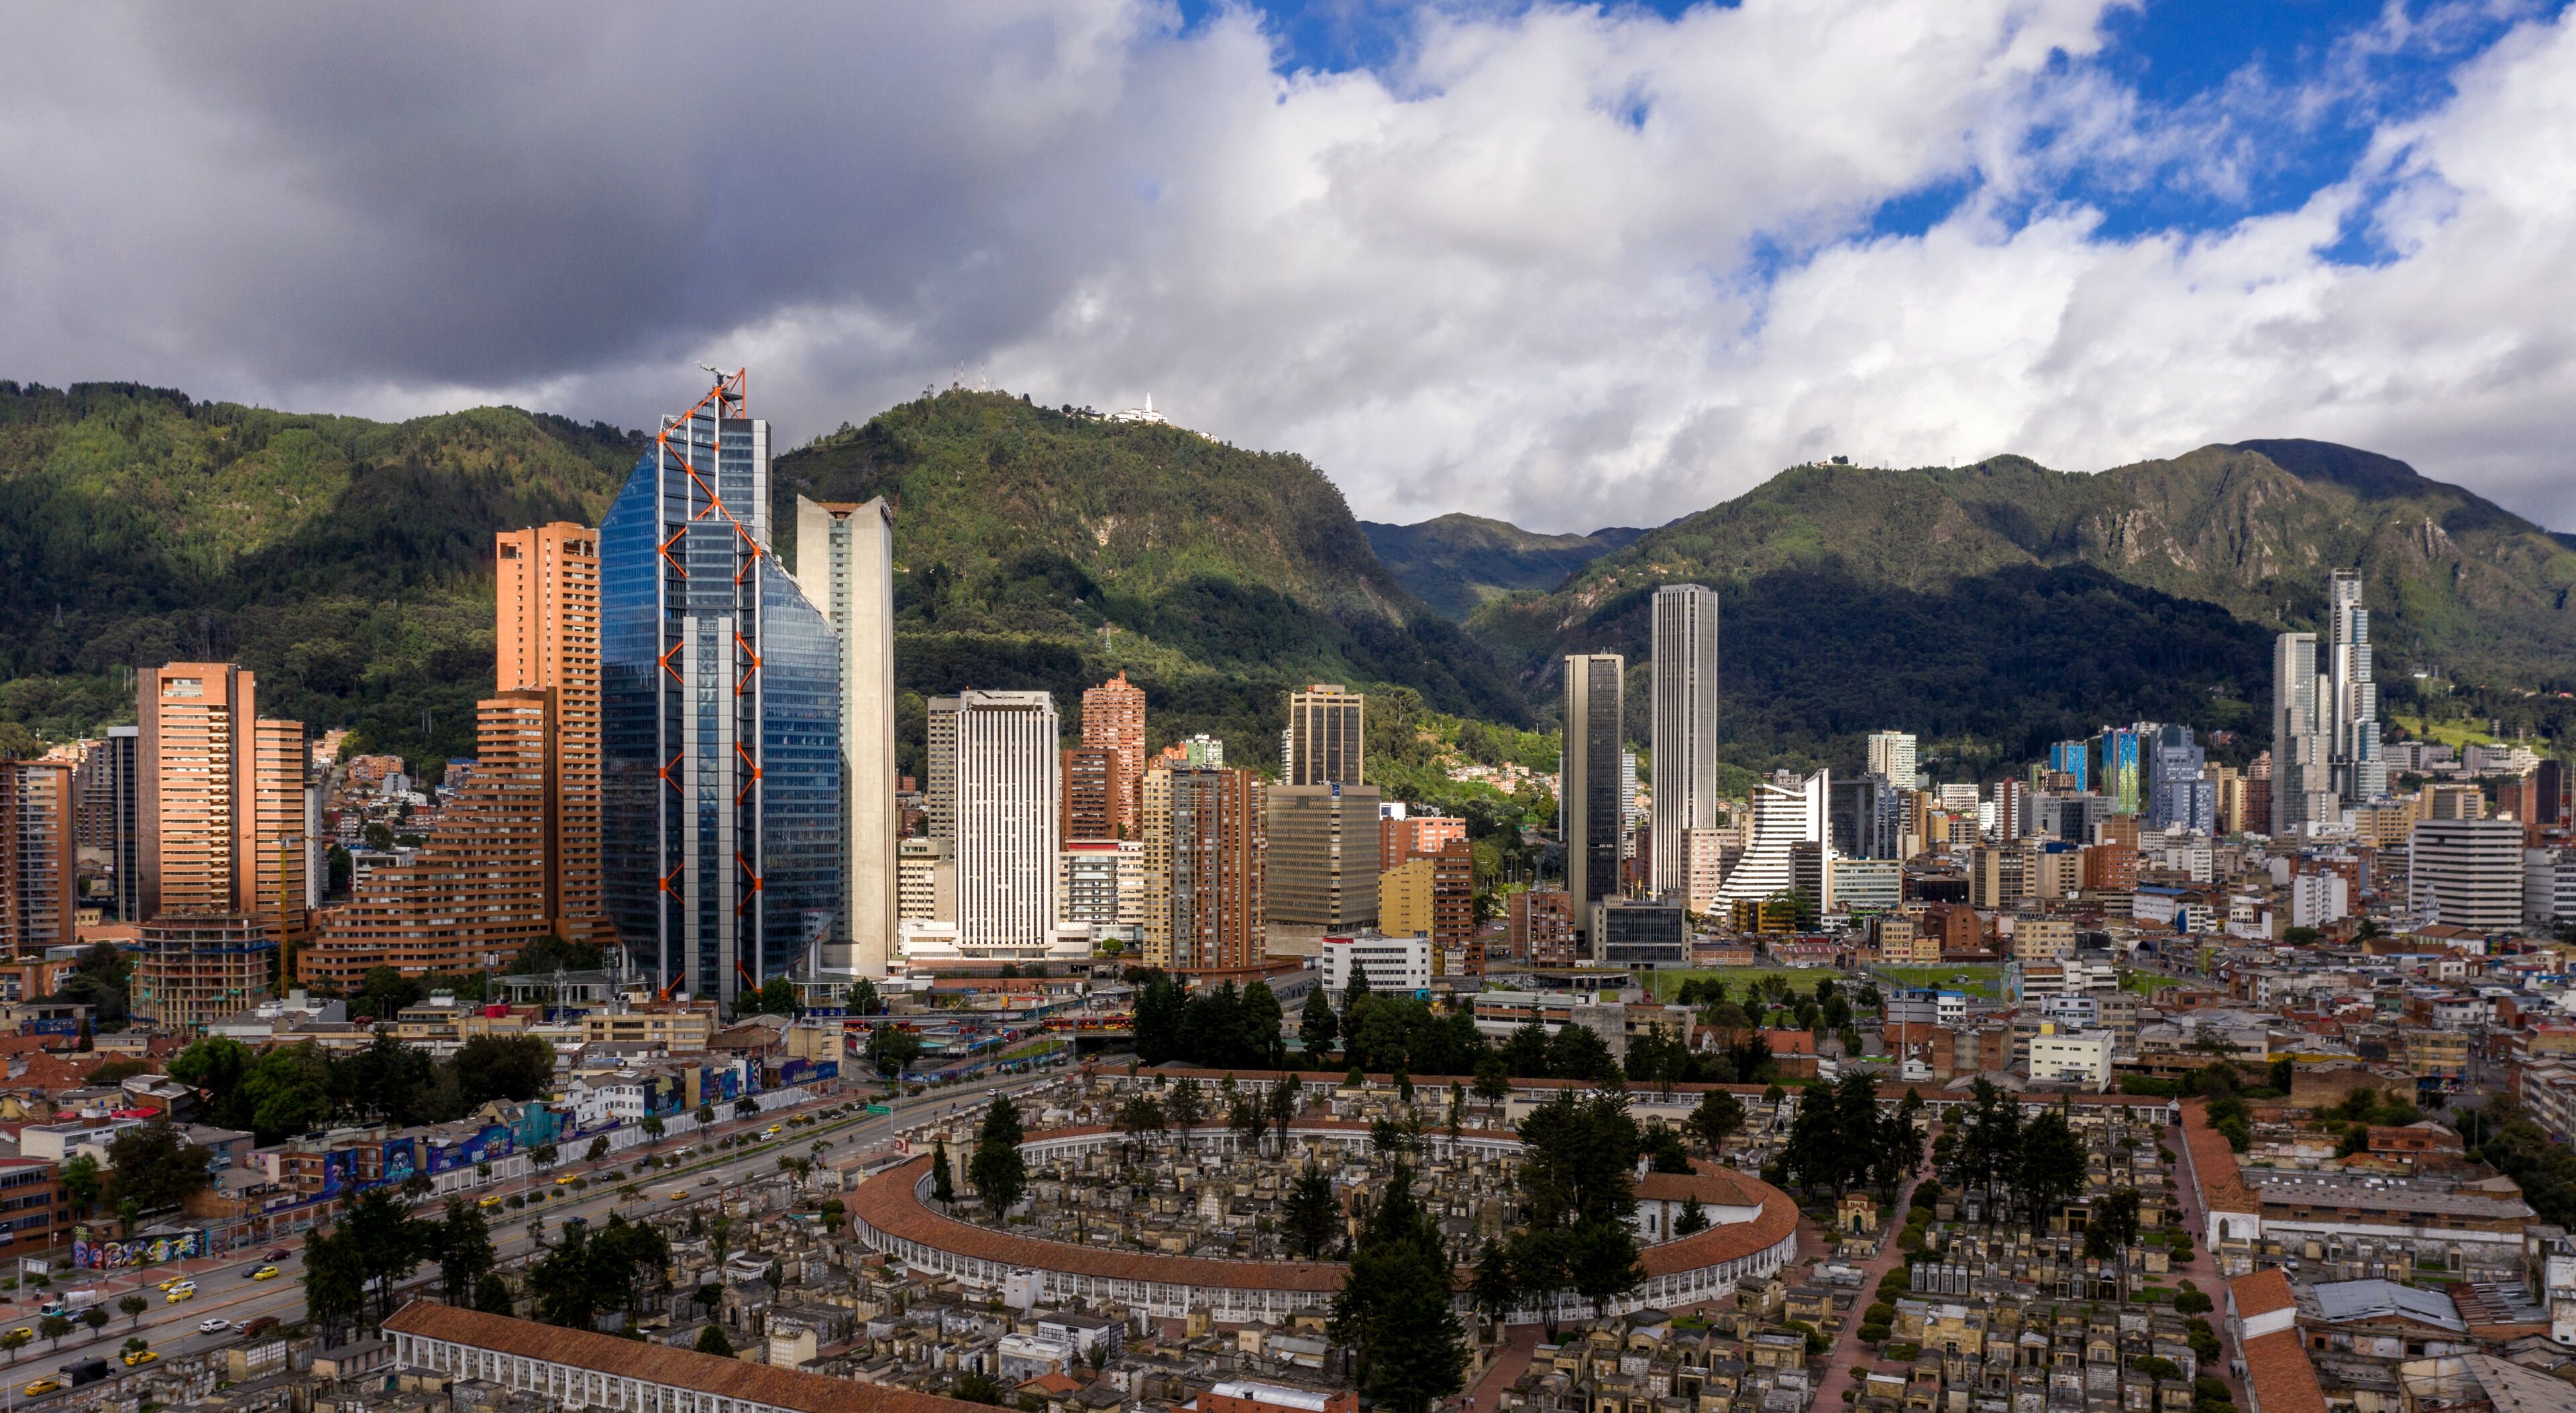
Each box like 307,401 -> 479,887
2324,569 -> 2385,805
1562,654 -> 1625,949
77,728 -> 140,921
1649,585 -> 1719,897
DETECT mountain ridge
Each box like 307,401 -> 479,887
1360,514 -> 1648,620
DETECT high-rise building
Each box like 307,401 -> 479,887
1379,810 -> 1466,872
1146,766 -> 1264,971
136,664 -> 306,944
1379,856 -> 1434,939
1266,783 -> 1382,938
1866,732 -> 1919,791
299,691 -> 557,986
599,372 -> 843,1003
2146,724 -> 2214,833
2046,739 -> 2090,792
2410,817 -> 2523,931
1827,775 -> 1894,860
2098,726 -> 2144,815
1561,653 -> 1625,948
73,728 -> 140,921
495,522 -> 604,945
129,913 -> 275,1032
1432,837 -> 1477,972
1057,840 -> 1142,933
1509,887 -> 1576,966
2243,751 -> 2274,836
1059,747 -> 1126,842
2324,569 -> 2385,805
1713,770 -> 1829,909
1080,672 -> 1146,837
896,838 -> 955,923
1649,584 -> 1719,899
929,692 -> 1061,954
1285,685 -> 1363,787
0,760 -> 76,950
2273,632 -> 2329,834
791,497 -> 899,979
1990,779 -> 2028,841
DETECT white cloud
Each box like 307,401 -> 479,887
1,1 -> 2572,532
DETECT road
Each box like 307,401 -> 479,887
0,1063 -> 1081,1402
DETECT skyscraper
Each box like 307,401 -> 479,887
792,496 -> 898,978
2098,726 -> 2144,815
2145,723 -> 2214,833
1150,766 -> 1266,971
1562,653 -> 1625,947
1648,584 -> 1719,900
2272,631 -> 2326,833
74,727 -> 138,921
0,760 -> 75,950
928,691 -> 1059,953
1865,731 -> 1918,790
2324,569 -> 2385,805
1266,782 -> 1381,939
1712,769 -> 1829,909
136,663 -> 306,943
2045,739 -> 2090,791
600,371 -> 843,1003
1286,684 -> 1364,787
495,522 -> 603,943
1059,747 -> 1126,842
1081,672 -> 1146,836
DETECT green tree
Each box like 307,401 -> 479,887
52,943 -> 133,1029
1330,1165 -> 1468,1413
117,1294 -> 147,1328
969,1100 -> 1029,1219
951,1372 -> 1007,1406
474,1272 -> 515,1316
1267,1072 -> 1304,1153
1470,1237 -> 1517,1331
0,1329 -> 25,1364
930,1138 -> 957,1206
696,1323 -> 736,1357
38,1315 -> 70,1351
1674,1194 -> 1710,1235
453,1033 -> 557,1105
2014,1107 -> 2088,1228
57,1153 -> 102,1219
103,1121 -> 211,1214
303,1223 -> 368,1345
1284,1163 -> 1340,1259
80,1308 -> 106,1340
1165,1077 -> 1208,1133
1299,988 -> 1340,1060
1133,976 -> 1184,1066
437,1197 -> 496,1305
1685,1089 -> 1745,1156
2085,1186 -> 2143,1266
234,1041 -> 335,1143
867,1022 -> 923,1078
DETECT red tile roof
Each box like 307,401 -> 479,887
2229,1269 -> 2296,1320
384,1303 -> 979,1413
2181,1098 -> 2256,1216
2239,1330 -> 2329,1413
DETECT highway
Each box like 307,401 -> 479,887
0,1062 -> 1083,1403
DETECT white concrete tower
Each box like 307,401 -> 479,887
1649,584 -> 1719,898
794,496 -> 898,978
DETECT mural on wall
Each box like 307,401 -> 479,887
73,1228 -> 205,1269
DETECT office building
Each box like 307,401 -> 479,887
0,761 -> 75,950
931,691 -> 1061,954
2012,916 -> 2076,961
896,838 -> 955,923
1285,684 -> 1363,787
2273,632 -> 2332,833
1509,887 -> 1575,966
1080,672 -> 1147,837
137,663 -> 307,944
72,728 -> 139,921
2147,724 -> 2215,833
1648,584 -> 1719,897
2028,1029 -> 2112,1087
600,372 -> 842,1003
1866,731 -> 1919,791
2410,818 -> 2524,931
1828,857 -> 1902,913
1057,839 -> 1143,933
300,691 -> 558,986
1323,932 -> 1430,996
1827,774 -> 1892,860
1713,769 -> 1828,909
1591,897 -> 1686,969
2324,568 -> 2385,804
2098,726 -> 2143,815
1265,783 -> 1382,938
1680,826 -> 1730,915
1379,809 -> 1466,871
2046,739 -> 2090,792
1144,766 -> 1264,971
130,913 -> 276,1033
1059,747 -> 1126,842
1432,837 -> 1477,970
494,522 -> 604,945
2524,848 -> 2576,929
1379,856 -> 1433,938
1562,653 -> 1625,946
791,496 -> 899,978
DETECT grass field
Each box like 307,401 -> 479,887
2121,972 -> 2186,996
1872,964 -> 2006,999
2390,713 -> 2502,748
1642,967 -> 1845,1002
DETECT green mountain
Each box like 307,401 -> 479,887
769,391 -> 1531,781
0,380 -> 639,765
1466,441 -> 2576,779
1359,514 -> 1646,620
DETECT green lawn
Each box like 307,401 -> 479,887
2390,713 -> 2502,748
1643,967 -> 1846,1002
1873,964 -> 2005,999
2121,972 -> 2186,996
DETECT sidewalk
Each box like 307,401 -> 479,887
1809,1127 -> 1938,1412
1462,1323 -> 1542,1413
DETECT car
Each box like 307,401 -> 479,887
155,1276 -> 184,1291
762,1125 -> 782,1137
5,1326 -> 27,1341
168,1280 -> 195,1294
21,1379 -> 58,1396
698,1176 -> 716,1186
262,1248 -> 288,1261
122,1350 -> 158,1367
164,1288 -> 193,1304
554,1174 -> 577,1185
478,1194 -> 504,1208
197,1318 -> 232,1335
249,1265 -> 279,1281
664,1188 -> 689,1200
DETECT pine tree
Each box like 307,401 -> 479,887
1330,1166 -> 1468,1413
930,1138 -> 956,1206
1674,1194 -> 1710,1236
1283,1163 -> 1341,1259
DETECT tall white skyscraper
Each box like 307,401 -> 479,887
928,692 -> 1060,950
1649,584 -> 1719,898
2325,569 -> 2385,805
794,496 -> 898,978
1866,731 -> 1919,790
2272,630 -> 2324,834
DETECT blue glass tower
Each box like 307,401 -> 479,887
600,372 -> 841,1004
2047,738 -> 2090,791
2098,726 -> 2144,815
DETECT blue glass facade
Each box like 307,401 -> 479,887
598,378 -> 841,1003
2047,738 -> 2090,791
2098,726 -> 2143,815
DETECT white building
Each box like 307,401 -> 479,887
1059,840 -> 1143,929
2410,818 -> 2524,932
1713,770 -> 1828,910
2027,1029 -> 2112,1088
1829,858 -> 1901,914
2289,872 -> 2350,930
896,837 -> 954,923
793,496 -> 900,978
930,691 -> 1060,950
1866,731 -> 1920,791
1649,584 -> 1721,898
1322,932 -> 1430,996
2526,848 -> 2576,929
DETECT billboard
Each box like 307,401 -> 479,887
72,1228 -> 204,1270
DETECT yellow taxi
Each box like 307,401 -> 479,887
156,1276 -> 185,1291
554,1174 -> 577,1185
22,1378 -> 59,1396
123,1349 -> 158,1366
762,1125 -> 782,1137
164,1287 -> 194,1304
478,1194 -> 504,1208
250,1265 -> 280,1281
664,1188 -> 689,1200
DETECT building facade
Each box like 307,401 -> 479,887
1059,747 -> 1125,842
136,663 -> 306,943
1649,584 -> 1719,898
0,761 -> 75,950
1265,783 -> 1381,937
791,496 -> 899,978
1285,684 -> 1362,787
2410,818 -> 2524,931
600,372 -> 843,1003
1562,653 -> 1625,950
931,692 -> 1061,954
72,727 -> 138,921
494,522 -> 604,945
1080,672 -> 1146,838
131,912 -> 276,1032
1151,767 -> 1265,971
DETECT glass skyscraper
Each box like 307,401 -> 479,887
600,372 -> 841,1004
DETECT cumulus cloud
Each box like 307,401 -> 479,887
1,0 -> 2571,532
